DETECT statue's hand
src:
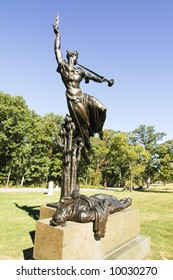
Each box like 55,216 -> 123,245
101,76 -> 106,82
53,24 -> 59,35
53,14 -> 60,34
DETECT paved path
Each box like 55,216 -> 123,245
0,187 -> 60,193
0,187 -> 109,193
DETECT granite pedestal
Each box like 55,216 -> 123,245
33,206 -> 151,260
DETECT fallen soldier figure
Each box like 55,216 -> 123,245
48,190 -> 132,239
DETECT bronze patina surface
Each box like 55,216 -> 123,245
48,15 -> 132,238
48,190 -> 132,239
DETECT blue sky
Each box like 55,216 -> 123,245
0,0 -> 173,141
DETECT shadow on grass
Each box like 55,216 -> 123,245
14,204 -> 39,259
14,204 -> 40,259
23,231 -> 35,260
14,203 -> 40,221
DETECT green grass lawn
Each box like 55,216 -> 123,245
0,189 -> 173,260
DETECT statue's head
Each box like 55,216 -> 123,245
66,50 -> 78,65
50,200 -> 73,226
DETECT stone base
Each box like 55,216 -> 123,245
39,205 -> 56,219
33,208 -> 150,260
102,235 -> 151,260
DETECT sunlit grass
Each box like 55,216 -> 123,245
0,189 -> 173,259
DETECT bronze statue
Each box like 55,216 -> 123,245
49,190 -> 132,239
47,15 -> 132,239
53,15 -> 113,161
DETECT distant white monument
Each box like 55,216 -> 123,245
47,181 -> 54,195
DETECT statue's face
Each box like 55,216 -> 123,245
50,204 -> 73,226
73,54 -> 78,65
67,51 -> 78,65
69,54 -> 78,65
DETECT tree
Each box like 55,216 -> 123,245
106,132 -> 129,187
157,140 -> 173,184
129,125 -> 166,151
0,91 -> 32,186
77,134 -> 108,186
22,112 -> 63,186
104,131 -> 150,189
129,125 -> 166,185
1,91 -> 172,188
0,91 -> 63,186
42,113 -> 63,184
89,136 -> 108,186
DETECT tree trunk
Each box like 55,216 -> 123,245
20,175 -> 24,187
129,161 -> 133,192
85,167 -> 89,185
104,177 -> 107,187
147,177 -> 151,188
6,168 -> 11,188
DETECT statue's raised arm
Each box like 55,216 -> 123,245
53,14 -> 64,65
52,14 -> 109,161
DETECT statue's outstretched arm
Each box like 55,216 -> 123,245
83,71 -> 106,84
53,14 -> 64,65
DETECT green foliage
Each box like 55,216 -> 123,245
0,91 -> 173,188
102,131 -> 150,187
129,125 -> 167,186
77,135 -> 109,186
0,91 -> 63,187
157,140 -> 173,184
129,125 -> 166,151
0,91 -> 32,185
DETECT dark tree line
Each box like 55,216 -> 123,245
0,91 -> 63,186
0,91 -> 173,188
